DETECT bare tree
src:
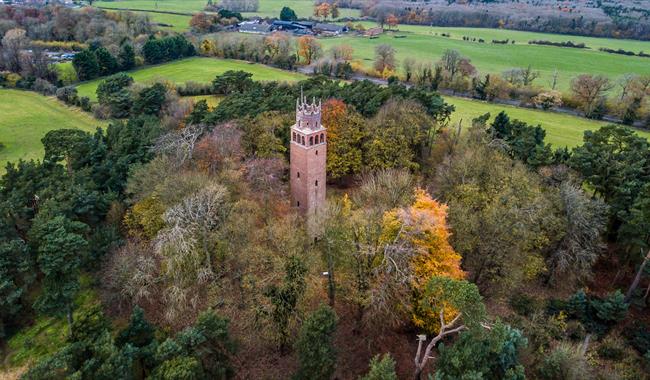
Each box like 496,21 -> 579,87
374,44 -> 396,73
439,49 -> 461,80
570,74 -> 613,117
403,57 -> 416,82
155,184 -> 231,322
153,124 -> 209,166
1,28 -> 28,72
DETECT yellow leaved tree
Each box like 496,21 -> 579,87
381,189 -> 465,333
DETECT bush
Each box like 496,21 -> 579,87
592,290 -> 629,324
598,336 -> 626,360
33,78 -> 57,95
56,86 -> 79,105
509,293 -> 541,317
78,97 -> 91,112
177,81 -> 212,96
565,320 -> 586,341
360,354 -> 397,380
537,343 -> 591,380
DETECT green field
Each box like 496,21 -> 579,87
445,95 -> 650,148
319,28 -> 650,92
75,57 -> 308,100
95,0 -> 359,23
0,90 -> 105,170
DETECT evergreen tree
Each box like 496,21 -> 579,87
94,47 -> 119,76
294,304 -> 338,380
118,43 -> 136,71
133,83 -> 167,116
72,49 -> 100,80
29,215 -> 89,330
360,354 -> 398,380
435,322 -> 527,380
280,6 -> 298,21
186,99 -> 209,125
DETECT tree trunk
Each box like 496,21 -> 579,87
326,245 -> 335,307
625,249 -> 650,302
66,304 -> 74,335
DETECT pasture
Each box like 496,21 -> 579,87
0,90 -> 105,170
75,57 -> 308,100
444,96 -> 650,148
95,0 -> 359,21
318,29 -> 650,92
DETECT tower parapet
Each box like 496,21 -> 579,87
295,93 -> 323,131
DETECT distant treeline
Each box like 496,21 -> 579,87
599,47 -> 650,58
528,40 -> 588,49
365,4 -> 650,40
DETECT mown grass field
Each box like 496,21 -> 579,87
445,96 -> 650,148
319,28 -> 650,92
95,0 -> 359,22
0,90 -> 105,170
75,57 -> 307,100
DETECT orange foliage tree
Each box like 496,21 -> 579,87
386,14 -> 399,30
381,189 -> 465,332
297,35 -> 322,64
314,2 -> 331,20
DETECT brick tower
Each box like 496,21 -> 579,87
290,93 -> 326,216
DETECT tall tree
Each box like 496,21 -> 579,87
29,215 -> 89,331
72,48 -> 100,81
570,124 -> 650,234
297,35 -> 322,65
280,6 -> 298,21
321,99 -> 366,180
294,305 -> 338,380
118,43 -> 136,71
413,277 -> 486,380
570,74 -> 613,118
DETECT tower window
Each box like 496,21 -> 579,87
309,136 -> 313,146
297,201 -> 300,207
315,180 -> 318,186
301,136 -> 305,145
315,150 -> 318,156
320,133 -> 325,143
297,172 -> 300,178
292,132 -> 296,142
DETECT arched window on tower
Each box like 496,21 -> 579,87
309,136 -> 313,146
320,133 -> 324,143
301,136 -> 305,145
292,132 -> 296,142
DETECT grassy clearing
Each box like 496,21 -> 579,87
75,57 -> 307,100
444,95 -> 650,148
186,95 -> 223,108
0,90 -> 105,170
95,0 -> 359,23
318,29 -> 650,92
3,275 -> 100,368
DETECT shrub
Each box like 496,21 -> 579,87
598,336 -> 626,360
509,293 -> 541,317
78,97 -> 91,112
360,354 -> 397,380
537,343 -> 591,380
177,81 -> 212,96
592,290 -> 628,323
56,86 -> 79,105
565,320 -> 586,341
33,78 -> 57,95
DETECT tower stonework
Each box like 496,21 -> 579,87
290,94 -> 326,216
